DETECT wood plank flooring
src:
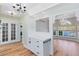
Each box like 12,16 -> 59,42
54,39 -> 79,56
0,39 -> 79,56
0,42 -> 35,56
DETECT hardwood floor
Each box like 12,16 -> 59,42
0,39 -> 79,56
54,39 -> 79,56
0,42 -> 35,56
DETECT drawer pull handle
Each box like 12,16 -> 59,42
29,41 -> 31,43
37,41 -> 39,42
37,46 -> 39,47
37,52 -> 39,54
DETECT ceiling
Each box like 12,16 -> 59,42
0,3 -> 59,16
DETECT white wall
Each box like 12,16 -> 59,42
20,13 -> 35,48
36,17 -> 49,32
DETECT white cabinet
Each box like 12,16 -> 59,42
28,32 -> 51,56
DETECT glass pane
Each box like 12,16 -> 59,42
59,31 -> 63,36
11,24 -> 16,40
2,23 -> 8,42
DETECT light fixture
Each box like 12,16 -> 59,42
12,3 -> 26,14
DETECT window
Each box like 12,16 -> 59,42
59,30 -> 63,36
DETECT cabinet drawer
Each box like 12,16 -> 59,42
34,45 -> 43,55
35,40 -> 42,45
28,37 -> 32,44
35,45 -> 40,50
34,41 -> 43,50
35,48 -> 43,56
36,51 -> 40,55
34,48 -> 42,56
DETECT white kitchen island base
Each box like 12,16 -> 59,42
27,32 -> 51,56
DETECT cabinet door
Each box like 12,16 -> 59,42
27,37 -> 36,50
43,40 -> 51,56
27,37 -> 32,49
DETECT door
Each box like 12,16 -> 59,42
1,23 -> 8,44
11,24 -> 16,41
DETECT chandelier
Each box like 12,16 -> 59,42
12,3 -> 26,14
